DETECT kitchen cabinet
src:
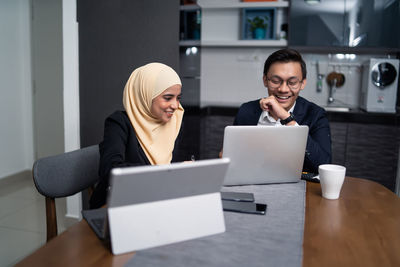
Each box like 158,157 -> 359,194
176,110 -> 400,192
289,0 -> 400,50
180,0 -> 289,47
330,122 -> 400,191
198,0 -> 288,47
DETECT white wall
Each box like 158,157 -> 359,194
200,47 -> 395,109
200,47 -> 278,107
0,0 -> 34,178
62,0 -> 82,219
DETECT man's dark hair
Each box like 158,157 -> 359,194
263,49 -> 307,80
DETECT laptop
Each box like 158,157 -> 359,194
83,158 -> 230,255
222,125 -> 309,186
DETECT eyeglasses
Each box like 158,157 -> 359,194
267,77 -> 303,90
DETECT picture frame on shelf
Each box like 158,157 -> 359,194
241,8 -> 275,40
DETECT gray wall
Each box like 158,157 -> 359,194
78,0 -> 180,147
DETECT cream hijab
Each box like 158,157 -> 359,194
123,63 -> 184,165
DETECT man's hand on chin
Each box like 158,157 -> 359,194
259,96 -> 290,121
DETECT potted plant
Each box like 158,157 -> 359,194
247,16 -> 269,39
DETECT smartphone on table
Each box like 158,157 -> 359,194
222,200 -> 267,215
220,191 -> 255,202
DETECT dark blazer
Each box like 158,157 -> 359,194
90,111 -> 151,208
233,96 -> 332,173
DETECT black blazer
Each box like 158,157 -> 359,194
90,111 -> 151,208
233,96 -> 332,173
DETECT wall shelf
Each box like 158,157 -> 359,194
198,1 -> 289,9
179,40 -> 201,46
180,4 -> 200,11
201,39 -> 287,47
179,40 -> 287,47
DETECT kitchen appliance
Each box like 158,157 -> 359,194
360,58 -> 399,113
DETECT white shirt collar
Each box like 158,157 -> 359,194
258,102 -> 296,126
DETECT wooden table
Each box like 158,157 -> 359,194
16,177 -> 400,267
303,177 -> 400,267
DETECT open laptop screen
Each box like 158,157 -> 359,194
222,126 -> 308,186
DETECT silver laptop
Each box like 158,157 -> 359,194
222,125 -> 309,186
83,158 -> 230,254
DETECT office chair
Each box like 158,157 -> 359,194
32,145 -> 100,242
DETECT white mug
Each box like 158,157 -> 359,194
318,164 -> 346,200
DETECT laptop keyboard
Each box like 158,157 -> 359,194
82,208 -> 108,240
92,218 -> 105,233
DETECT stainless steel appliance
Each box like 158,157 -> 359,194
360,58 -> 399,113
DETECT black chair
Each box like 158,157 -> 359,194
32,145 -> 100,242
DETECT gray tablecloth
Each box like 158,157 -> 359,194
125,181 -> 306,267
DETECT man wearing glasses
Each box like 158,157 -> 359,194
233,49 -> 331,174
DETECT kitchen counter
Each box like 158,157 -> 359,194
326,108 -> 400,126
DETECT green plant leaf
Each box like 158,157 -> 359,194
247,15 -> 269,31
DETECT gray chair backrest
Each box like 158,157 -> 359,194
33,145 -> 100,198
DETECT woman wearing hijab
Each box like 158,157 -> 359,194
90,63 -> 184,208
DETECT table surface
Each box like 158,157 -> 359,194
15,177 -> 400,267
303,176 -> 400,267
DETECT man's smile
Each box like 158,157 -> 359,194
275,95 -> 291,100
